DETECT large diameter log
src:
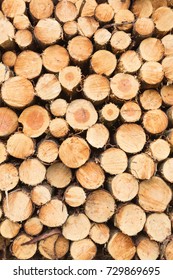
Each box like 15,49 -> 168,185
84,190 -> 115,223
0,142 -> 7,164
13,14 -> 31,30
55,0 -> 78,23
139,89 -> 162,110
0,15 -> 15,49
89,223 -> 110,245
68,36 -> 93,64
55,236 -> 69,259
46,162 -> 72,188
114,10 -> 135,32
90,50 -> 117,76
107,231 -> 136,260
94,28 -> 111,49
129,153 -> 155,180
133,17 -> 155,39
70,238 -> 97,260
64,185 -> 86,207
35,74 -> 61,101
132,0 -> 153,18
136,236 -> 160,260
110,31 -> 131,54
38,234 -> 59,260
94,3 -> 114,23
11,234 -> 37,260
143,109 -> 168,134
0,108 -> 18,137
148,139 -> 170,161
160,158 -> 173,183
2,0 -> 26,19
39,198 -> 68,227
138,177 -> 172,212
118,50 -> 142,74
37,139 -> 59,163
86,123 -> 109,148
0,219 -> 21,239
152,7 -> 173,34
29,0 -> 54,20
31,184 -> 52,206
0,163 -> 19,191
139,38 -> 164,62
139,62 -> 164,87
24,217 -> 43,236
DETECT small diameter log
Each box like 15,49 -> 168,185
19,158 -> 46,186
77,17 -> 99,38
37,139 -> 59,163
86,123 -> 109,148
19,105 -> 50,138
15,30 -> 33,50
107,231 -> 136,260
120,102 -> 142,123
136,236 -> 160,260
50,99 -> 68,117
115,124 -> 146,154
89,223 -> 110,245
84,190 -> 115,223
34,19 -> 62,46
64,185 -> 86,207
0,107 -> 18,137
63,21 -> 78,39
0,17 -> 15,49
152,7 -> 173,34
1,76 -> 34,109
139,90 -> 162,110
133,17 -> 155,39
46,162 -> 72,188
2,0 -> 26,19
100,103 -> 119,125
139,38 -> 164,62
42,45 -> 69,73
29,0 -> 54,20
139,62 -> 164,87
145,213 -> 171,242
39,234 -> 59,260
94,3 -> 114,23
55,236 -> 69,259
108,173 -> 139,202
110,73 -> 140,101
143,109 -> 168,134
94,28 -> 111,49
132,0 -> 153,18
90,50 -> 117,76
2,51 -> 16,67
75,0 -> 97,17
114,10 -> 135,32
0,142 -> 8,164
138,176 -> 172,212
160,158 -> 173,183
59,136 -> 90,168
12,234 -> 37,260
108,0 -> 130,13
59,66 -> 81,94
161,85 -> 173,106
31,184 -> 52,206
70,238 -> 97,260
7,133 -> 35,159
162,35 -> 173,56
66,99 -> 98,130
0,63 -> 12,84
49,118 -> 69,138
0,163 -> 19,191
3,190 -> 33,222
14,51 -> 42,79
55,0 -> 78,23
68,36 -> 93,64
35,74 -> 61,101
24,217 -> 43,236
118,50 -> 142,74
39,198 -> 68,227
76,161 -> 105,190
129,153 -> 155,180
13,14 -> 31,30
0,219 -> 21,239
62,213 -> 91,241
115,204 -> 146,236
149,139 -> 170,161
100,148 -> 128,175
110,31 -> 131,54
164,240 -> 173,260
162,56 -> 173,82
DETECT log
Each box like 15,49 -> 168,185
145,213 -> 171,242
133,17 -> 155,39
15,29 -> 33,50
94,3 -> 114,23
0,17 -> 15,49
166,129 -> 173,147
68,36 -> 93,64
37,139 -> 59,163
1,76 -> 35,109
120,101 -> 142,123
77,16 -> 99,38
115,124 -> 146,154
2,51 -> 16,67
139,62 -> 164,87
1,0 -> 26,19
118,50 -> 142,74
161,85 -> 173,106
108,0 -> 130,13
161,34 -> 173,56
115,204 -> 146,236
89,223 -> 110,245
129,153 -> 155,180
148,139 -> 170,161
110,73 -> 140,100
107,231 -> 136,260
50,99 -> 68,117
164,240 -> 173,260
86,123 -> 109,148
70,238 -> 97,260
39,198 -> 68,227
38,234 -> 58,260
162,56 -> 173,82
0,63 -> 12,84
76,161 -> 105,190
31,184 -> 52,206
143,109 -> 168,134
64,184 -> 86,207
114,9 -> 135,32
0,142 -> 8,164
167,106 -> 173,126
63,21 -> 78,39
150,0 -> 168,10
11,234 -> 37,260
55,235 -> 69,259
49,118 -> 69,138
160,158 -> 173,183
24,217 -> 43,236
139,89 -> 162,110
46,162 -> 72,188
29,0 -> 54,20
132,0 -> 153,18
138,176 -> 172,212
110,31 -> 131,54
136,236 -> 160,260
152,7 -> 173,35
100,103 -> 119,125
55,0 -> 78,23
13,14 -> 31,30
59,66 -> 81,94
0,219 -> 21,239
139,38 -> 164,62
0,163 -> 19,191
84,190 -> 115,223
75,0 -> 97,17
0,107 -> 18,137
90,50 -> 117,76
62,213 -> 91,241
93,28 -> 111,49
108,173 -> 139,202
3,189 -> 33,222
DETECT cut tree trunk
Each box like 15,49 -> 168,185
11,234 -> 37,260
89,223 -> 110,245
35,74 -> 61,101
2,51 -> 16,67
114,9 -> 135,31
0,107 -> 18,137
0,142 -> 8,164
86,123 -> 109,148
118,50 -> 142,74
70,238 -> 97,260
46,162 -> 72,188
0,219 -> 21,239
0,163 -> 19,191
13,14 -> 31,30
136,236 -> 160,260
129,153 -> 155,180
64,184 -> 86,207
24,217 -> 43,236
120,101 -> 142,122
139,89 -> 162,110
1,0 -> 26,19
90,50 -> 117,76
37,139 -> 59,163
31,184 -> 52,206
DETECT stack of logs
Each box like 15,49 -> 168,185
0,0 -> 173,260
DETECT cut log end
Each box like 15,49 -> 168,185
70,238 -> 97,260
37,139 -> 59,163
46,162 -> 72,189
64,185 -> 86,207
136,236 -> 160,260
12,234 -> 37,260
31,184 -> 52,206
129,153 -> 155,180
86,123 -> 109,148
89,223 -> 110,245
24,217 -> 43,236
35,74 -> 61,101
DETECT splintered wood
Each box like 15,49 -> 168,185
0,0 -> 173,260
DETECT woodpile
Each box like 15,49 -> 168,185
0,0 -> 173,261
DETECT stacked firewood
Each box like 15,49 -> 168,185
0,0 -> 173,260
